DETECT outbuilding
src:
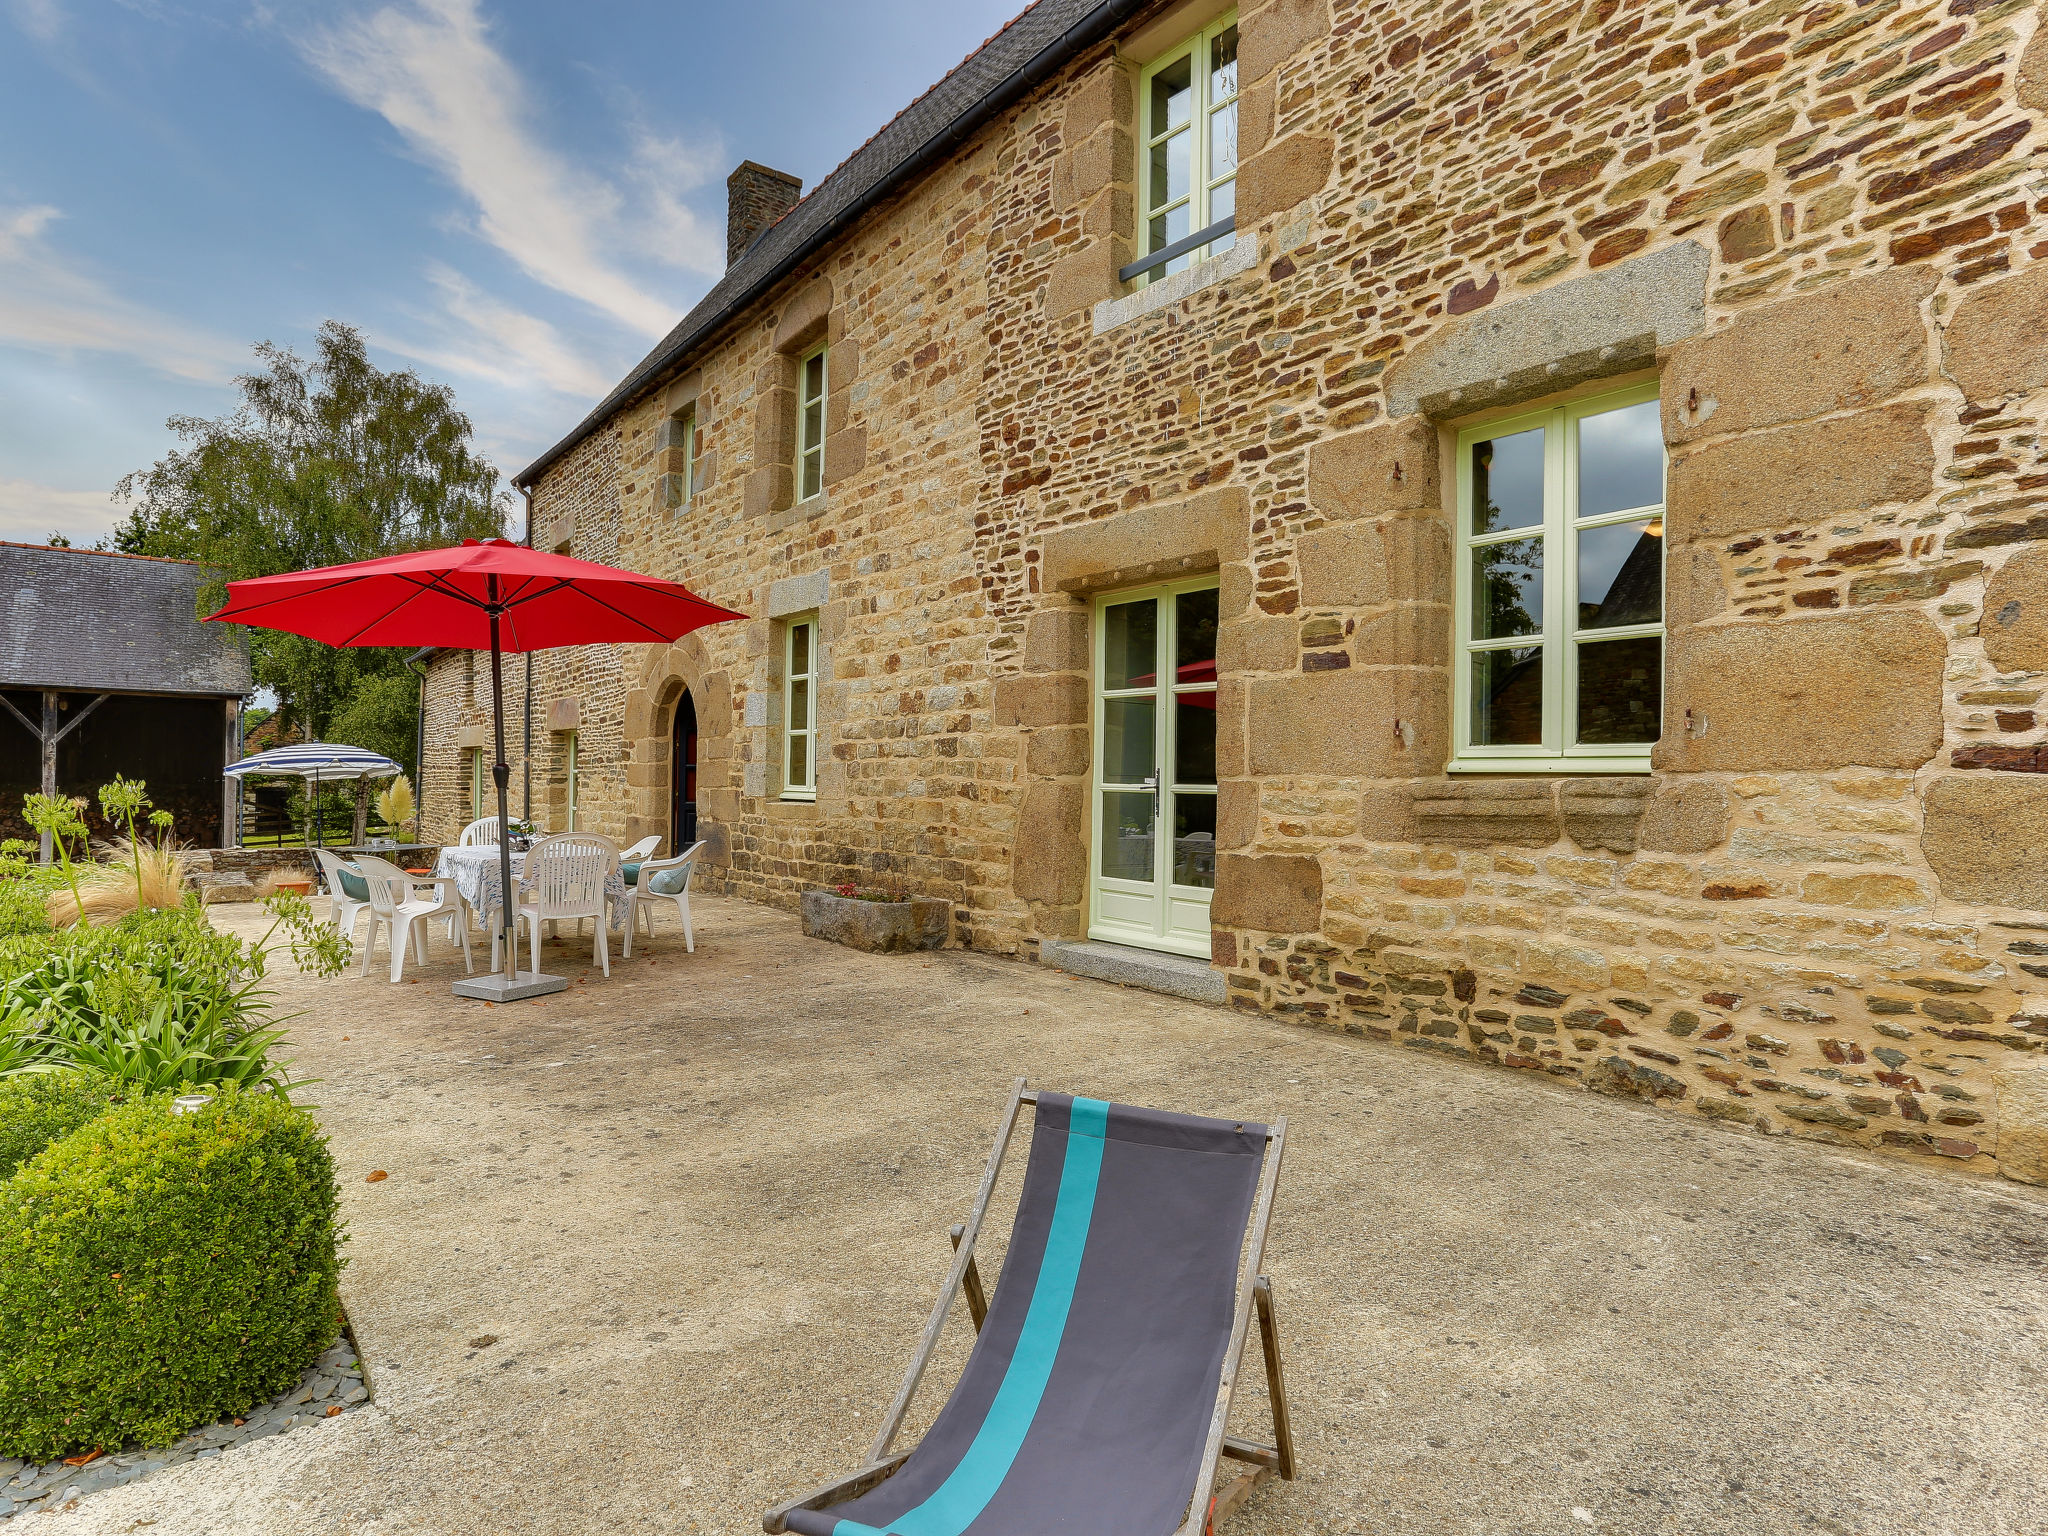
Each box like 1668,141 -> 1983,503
0,542 -> 251,851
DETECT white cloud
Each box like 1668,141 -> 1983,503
301,0 -> 722,335
0,205 -> 244,382
0,477 -> 128,545
377,263 -> 615,400
6,0 -> 63,41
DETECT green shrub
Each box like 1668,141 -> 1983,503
0,1088 -> 344,1459
0,1073 -> 128,1182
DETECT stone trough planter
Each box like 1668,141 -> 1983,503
801,890 -> 950,954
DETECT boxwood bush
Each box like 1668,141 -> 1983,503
0,1087 -> 345,1460
0,1073 -> 128,1181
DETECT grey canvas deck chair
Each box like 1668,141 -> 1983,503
765,1081 -> 1296,1536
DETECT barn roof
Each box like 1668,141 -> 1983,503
0,542 -> 252,697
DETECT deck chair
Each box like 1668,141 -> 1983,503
765,1081 -> 1296,1536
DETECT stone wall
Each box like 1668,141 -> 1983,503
425,0 -> 2048,1177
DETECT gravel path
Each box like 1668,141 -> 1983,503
39,894 -> 2048,1536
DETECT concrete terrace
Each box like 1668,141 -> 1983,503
54,896 -> 2048,1536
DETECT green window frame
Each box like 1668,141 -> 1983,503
469,747 -> 485,820
782,615 -> 818,800
670,405 -> 700,511
1137,12 -> 1239,283
796,344 -> 828,502
1452,381 -> 1667,773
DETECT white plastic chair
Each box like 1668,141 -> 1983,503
620,834 -> 661,864
458,817 -> 505,847
622,840 -> 704,958
356,853 -> 472,983
495,834 -> 618,978
312,848 -> 371,947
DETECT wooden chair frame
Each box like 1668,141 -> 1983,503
763,1079 -> 1296,1535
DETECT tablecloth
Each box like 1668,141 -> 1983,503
433,846 -> 627,931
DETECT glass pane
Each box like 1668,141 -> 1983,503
1472,427 -> 1545,534
803,350 -> 826,404
1577,400 -> 1663,518
801,450 -> 822,501
1103,697 -> 1157,784
1209,100 -> 1238,178
1172,793 -> 1217,889
1102,599 -> 1158,690
790,622 -> 810,677
802,395 -> 823,449
1174,694 -> 1217,785
1101,790 -> 1156,881
1207,177 -> 1234,230
789,677 -> 809,729
1151,53 -> 1192,132
1578,636 -> 1661,745
1210,25 -> 1238,100
1150,128 -> 1191,208
1175,587 -> 1219,673
1472,646 -> 1543,746
787,731 -> 809,787
1578,520 -> 1663,629
1472,536 -> 1543,640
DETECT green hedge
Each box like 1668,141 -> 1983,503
0,1073 -> 128,1182
0,1088 -> 345,1460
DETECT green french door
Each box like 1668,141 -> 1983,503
1090,579 -> 1219,956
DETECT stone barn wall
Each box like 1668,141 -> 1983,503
423,0 -> 2048,1179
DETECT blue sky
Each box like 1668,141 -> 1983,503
0,0 -> 1022,544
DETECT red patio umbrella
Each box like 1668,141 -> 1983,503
208,539 -> 747,999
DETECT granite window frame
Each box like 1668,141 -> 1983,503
1451,380 -> 1667,775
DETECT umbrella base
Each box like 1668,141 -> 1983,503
453,971 -> 571,1002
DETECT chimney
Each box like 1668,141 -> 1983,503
726,161 -> 804,268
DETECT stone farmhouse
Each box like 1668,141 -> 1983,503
422,0 -> 2048,1177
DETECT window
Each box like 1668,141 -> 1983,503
1137,13 -> 1238,282
796,344 -> 828,502
782,615 -> 817,799
469,747 -> 486,820
1452,383 -> 1666,772
665,405 -> 701,511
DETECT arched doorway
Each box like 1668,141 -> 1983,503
671,689 -> 698,852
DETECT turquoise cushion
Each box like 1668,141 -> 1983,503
648,865 -> 690,896
335,866 -> 370,902
620,861 -> 643,887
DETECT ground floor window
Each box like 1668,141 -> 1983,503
469,747 -> 485,821
783,615 -> 817,800
1452,381 -> 1666,773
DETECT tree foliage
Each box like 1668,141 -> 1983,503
113,322 -> 505,740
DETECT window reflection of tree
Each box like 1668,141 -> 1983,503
1476,537 -> 1542,639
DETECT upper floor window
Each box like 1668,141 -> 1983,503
1138,13 -> 1238,283
796,344 -> 828,502
1452,383 -> 1666,773
783,614 -> 817,800
665,404 -> 702,511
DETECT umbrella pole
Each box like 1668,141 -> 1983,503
490,605 -> 516,982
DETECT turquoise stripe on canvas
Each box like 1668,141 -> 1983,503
833,1096 -> 1110,1536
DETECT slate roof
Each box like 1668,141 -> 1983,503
0,543 -> 252,697
516,0 -> 1130,489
